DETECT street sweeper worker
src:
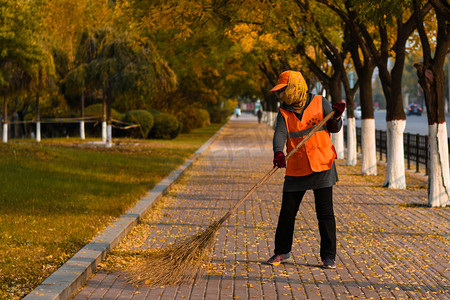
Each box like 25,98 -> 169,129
267,70 -> 345,269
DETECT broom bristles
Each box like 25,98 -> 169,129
125,221 -> 221,287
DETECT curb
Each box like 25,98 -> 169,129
23,121 -> 229,300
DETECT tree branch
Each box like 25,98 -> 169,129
413,0 -> 432,63
429,0 -> 450,21
308,61 -> 330,84
316,0 -> 350,23
433,8 -> 450,68
396,2 -> 431,48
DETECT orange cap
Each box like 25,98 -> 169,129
270,71 -> 290,92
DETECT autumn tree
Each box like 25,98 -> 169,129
413,0 -> 450,207
42,0 -> 115,141
64,28 -> 105,140
88,29 -> 176,147
290,0 -> 359,164
117,0 -> 263,121
30,53 -> 55,142
347,0 -> 432,188
27,1 -> 57,142
0,0 -> 50,143
42,0 -> 114,61
316,0 -> 378,175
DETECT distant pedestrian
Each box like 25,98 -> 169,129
257,108 -> 263,123
267,70 -> 345,269
234,107 -> 241,118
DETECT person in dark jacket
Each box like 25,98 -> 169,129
257,108 -> 263,123
267,70 -> 345,269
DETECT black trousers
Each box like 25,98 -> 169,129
274,187 -> 336,260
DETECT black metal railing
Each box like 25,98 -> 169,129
344,126 -> 433,175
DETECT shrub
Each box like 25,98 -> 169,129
209,109 -> 231,123
123,110 -> 154,138
148,112 -> 181,139
208,99 -> 235,123
147,109 -> 162,117
177,106 -> 210,133
198,109 -> 210,126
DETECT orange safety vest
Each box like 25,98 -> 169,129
279,95 -> 337,177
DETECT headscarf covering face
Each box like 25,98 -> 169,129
281,71 -> 308,111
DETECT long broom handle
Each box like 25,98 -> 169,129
216,110 -> 336,226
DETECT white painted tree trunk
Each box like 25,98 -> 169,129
36,121 -> 41,142
428,122 -> 450,207
361,119 -> 377,175
331,130 -> 344,159
106,124 -> 112,147
2,124 -> 7,143
346,117 -> 357,166
80,121 -> 85,140
384,120 -> 406,189
102,121 -> 107,142
264,111 -> 277,127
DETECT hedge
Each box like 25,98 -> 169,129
177,106 -> 210,133
148,112 -> 181,139
123,110 -> 154,138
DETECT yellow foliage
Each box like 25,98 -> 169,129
44,0 -> 113,61
227,23 -> 291,54
225,70 -> 249,82
259,33 -> 279,49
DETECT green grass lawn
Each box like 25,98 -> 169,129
0,122 -> 225,299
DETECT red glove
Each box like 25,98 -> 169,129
273,151 -> 286,168
332,101 -> 346,119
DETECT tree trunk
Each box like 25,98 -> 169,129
346,117 -> 357,166
384,120 -> 406,188
106,92 -> 112,148
328,71 -> 345,159
344,0 -> 377,174
331,131 -> 344,159
428,122 -> 450,207
379,59 -> 407,188
416,65 -> 449,207
80,91 -> 85,140
3,94 -> 8,143
361,119 -> 377,175
102,90 -> 107,143
342,70 -> 358,166
262,91 -> 279,127
413,0 -> 450,206
383,90 -> 407,188
13,113 -> 19,138
359,71 -> 377,175
36,92 -> 41,142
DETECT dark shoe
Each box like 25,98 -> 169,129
322,258 -> 336,269
267,253 -> 291,265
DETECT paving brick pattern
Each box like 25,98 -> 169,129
73,114 -> 449,299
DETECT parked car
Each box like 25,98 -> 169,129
354,106 -> 362,119
407,103 -> 423,116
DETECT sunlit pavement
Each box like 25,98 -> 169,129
73,113 -> 449,299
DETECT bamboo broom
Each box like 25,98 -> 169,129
126,110 -> 336,286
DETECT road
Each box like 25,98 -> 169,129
348,110 -> 450,136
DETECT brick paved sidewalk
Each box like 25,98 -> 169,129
73,113 -> 449,299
